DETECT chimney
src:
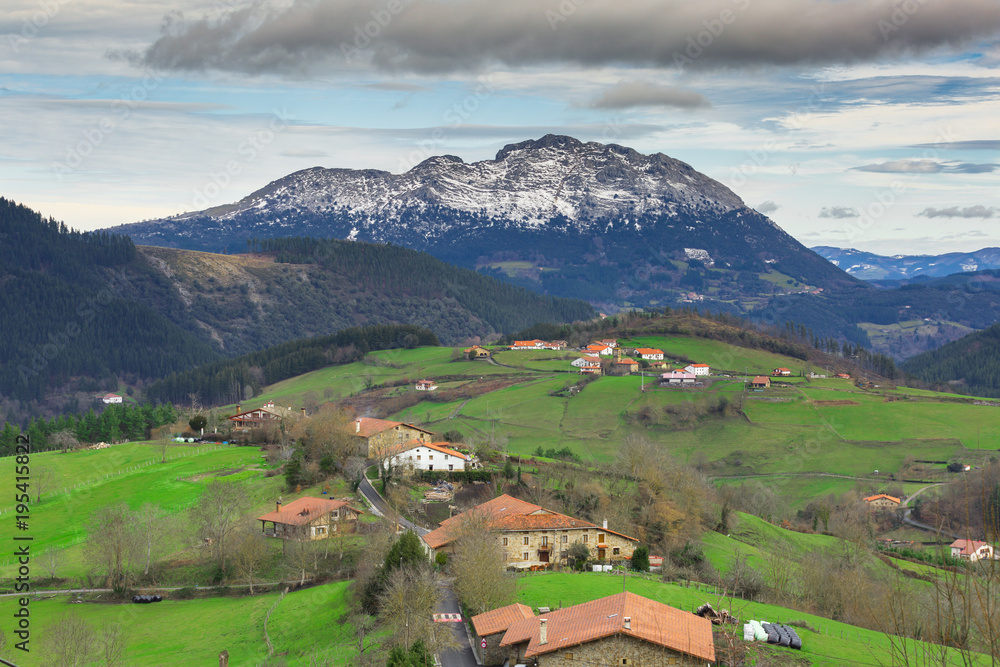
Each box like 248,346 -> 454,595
624,617 -> 631,630
539,619 -> 547,645
236,403 -> 241,414
276,497 -> 282,513
301,407 -> 306,417
603,518 -> 608,530
356,419 -> 361,433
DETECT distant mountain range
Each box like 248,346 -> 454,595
812,246 -> 1000,282
115,134 -> 858,308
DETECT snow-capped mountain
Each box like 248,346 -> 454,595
116,135 -> 855,307
812,246 -> 1000,282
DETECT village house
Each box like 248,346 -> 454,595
571,355 -> 602,374
609,357 -> 639,376
473,592 -> 714,667
750,376 -> 771,389
257,497 -> 362,540
684,363 -> 710,376
386,440 -> 475,473
422,494 -> 638,568
772,367 -> 792,377
543,341 -> 565,351
101,393 -> 123,404
350,417 -> 434,458
661,371 -> 696,384
835,373 -> 851,379
513,340 -> 547,350
415,379 -> 438,391
635,348 -> 664,361
950,539 -> 996,562
228,401 -> 294,431
599,339 -> 618,348
863,494 -> 901,511
585,343 -> 614,356
464,345 -> 491,359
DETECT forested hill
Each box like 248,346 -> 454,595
255,237 -> 597,334
144,324 -> 439,406
0,198 -> 220,409
902,323 -> 1000,398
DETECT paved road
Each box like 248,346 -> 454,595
437,580 -> 479,667
901,483 -> 965,540
358,473 -> 429,536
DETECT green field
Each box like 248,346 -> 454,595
0,581 -> 363,666
515,572 -> 983,666
623,335 -> 812,376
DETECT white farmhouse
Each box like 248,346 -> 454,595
388,441 -> 475,473
684,364 -> 710,376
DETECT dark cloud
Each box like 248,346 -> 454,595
135,0 -> 1000,75
819,206 -> 859,219
589,81 -> 709,110
756,200 -> 779,214
918,205 -> 997,219
853,159 -> 998,174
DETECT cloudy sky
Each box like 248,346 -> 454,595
3,0 -> 999,254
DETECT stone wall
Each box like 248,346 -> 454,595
534,634 -> 711,666
498,527 -> 636,568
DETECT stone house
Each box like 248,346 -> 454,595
750,376 -> 770,389
257,497 -> 362,540
422,494 -> 638,568
471,603 -> 535,666
464,345 -> 491,359
475,592 -> 714,666
350,417 -> 434,458
863,494 -> 901,511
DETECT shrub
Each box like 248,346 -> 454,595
631,546 -> 650,572
435,552 -> 448,567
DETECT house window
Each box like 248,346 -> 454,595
428,465 -> 433,471
613,547 -> 620,555
523,536 -> 529,546
417,455 -> 421,460
598,534 -> 605,543
448,464 -> 454,471
429,455 -> 433,460
332,511 -> 338,519
561,535 -> 568,543
502,537 -> 508,546
563,652 -> 574,660
541,536 -> 548,546
583,535 -> 588,543
523,552 -> 530,561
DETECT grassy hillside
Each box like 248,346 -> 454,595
515,572 -> 982,666
903,322 -> 1000,398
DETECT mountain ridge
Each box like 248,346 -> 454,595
813,245 -> 1000,282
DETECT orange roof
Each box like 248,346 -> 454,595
635,348 -> 663,355
471,603 -> 535,637
751,376 -> 770,383
864,494 -> 900,504
616,358 -> 639,365
352,417 -> 432,438
257,497 -> 360,526
950,539 -> 992,555
499,592 -> 714,662
688,363 -> 710,368
423,494 -> 637,550
514,340 -> 546,346
586,344 -> 609,350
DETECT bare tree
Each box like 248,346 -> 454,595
158,439 -> 169,464
379,564 -> 458,656
85,504 -> 142,593
134,503 -> 168,578
50,430 -> 80,454
232,525 -> 272,594
290,406 -> 358,466
284,539 -> 317,586
450,509 -> 517,615
96,622 -> 127,667
190,480 -> 251,573
42,614 -> 96,667
40,548 -> 65,580
34,465 -> 56,503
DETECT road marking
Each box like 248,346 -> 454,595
433,613 -> 463,622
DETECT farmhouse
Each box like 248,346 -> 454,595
684,363 -> 710,376
422,494 -> 638,568
772,367 -> 792,377
835,373 -> 851,379
101,393 -> 123,404
543,341 -> 565,350
635,348 -> 664,361
599,339 -> 618,348
387,440 -> 475,473
572,356 -> 602,374
471,603 -> 536,666
479,592 -> 714,666
350,417 -> 434,458
863,494 -> 901,510
513,340 -> 547,350
950,539 -> 996,562
415,379 -> 438,391
228,401 -> 292,431
257,497 -> 362,540
585,343 -> 614,356
464,345 -> 491,359
750,376 -> 770,389
609,358 -> 639,376
661,371 -> 696,384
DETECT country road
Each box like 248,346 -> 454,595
900,483 -> 965,540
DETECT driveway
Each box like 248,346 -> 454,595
358,473 -> 429,536
437,580 -> 479,667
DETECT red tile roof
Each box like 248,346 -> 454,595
688,364 -> 710,368
352,417 -> 432,438
257,497 -> 360,526
471,603 -> 535,637
616,358 -> 639,365
950,539 -> 992,555
635,348 -> 663,355
499,592 -> 714,662
864,494 -> 900,504
422,494 -> 637,550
